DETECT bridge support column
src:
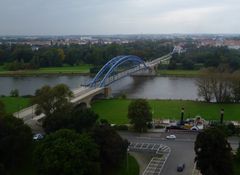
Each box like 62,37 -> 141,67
149,66 -> 157,75
104,87 -> 112,97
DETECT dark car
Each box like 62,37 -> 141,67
177,163 -> 185,172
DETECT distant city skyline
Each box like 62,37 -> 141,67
0,0 -> 240,35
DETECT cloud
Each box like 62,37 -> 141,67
0,0 -> 239,35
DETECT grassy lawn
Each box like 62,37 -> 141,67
158,69 -> 200,77
0,64 -> 92,76
0,97 -> 31,114
92,99 -> 240,124
0,65 -> 6,71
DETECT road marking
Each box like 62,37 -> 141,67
129,142 -> 171,175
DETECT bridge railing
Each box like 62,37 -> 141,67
101,64 -> 149,86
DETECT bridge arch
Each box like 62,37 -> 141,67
89,55 -> 148,87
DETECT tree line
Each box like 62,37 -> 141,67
197,66 -> 240,103
169,46 -> 240,70
0,41 -> 172,70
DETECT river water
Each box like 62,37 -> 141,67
0,76 -> 199,100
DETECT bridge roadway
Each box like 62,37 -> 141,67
14,54 -> 171,125
14,87 -> 105,123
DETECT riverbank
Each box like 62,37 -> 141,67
157,69 -> 200,77
92,99 -> 240,124
0,97 -> 30,114
0,65 -> 92,76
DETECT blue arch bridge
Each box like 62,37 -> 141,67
14,53 -> 172,123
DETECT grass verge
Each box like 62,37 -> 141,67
92,99 -> 240,124
0,97 -> 31,114
0,64 -> 92,76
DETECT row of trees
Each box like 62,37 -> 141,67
197,67 -> 240,103
169,46 -> 240,70
0,41 -> 172,70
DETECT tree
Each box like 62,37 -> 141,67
182,58 -> 194,70
196,77 -> 213,102
0,115 -> 32,170
42,106 -> 98,134
10,89 -> 19,97
196,68 -> 233,103
236,142 -> 240,161
32,84 -> 73,116
34,129 -> 100,175
0,100 -> 5,117
70,107 -> 99,133
231,71 -> 240,102
127,99 -> 152,132
42,104 -> 72,133
194,127 -> 233,175
11,46 -> 33,62
91,123 -> 129,172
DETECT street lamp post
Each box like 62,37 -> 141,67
180,107 -> 184,125
220,108 -> 224,124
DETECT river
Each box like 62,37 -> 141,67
0,76 -> 199,100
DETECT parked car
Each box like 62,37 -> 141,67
177,163 -> 185,172
166,134 -> 176,139
33,133 -> 44,140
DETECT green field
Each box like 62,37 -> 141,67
158,69 -> 200,77
92,99 -> 240,124
0,97 -> 31,114
0,64 -> 92,76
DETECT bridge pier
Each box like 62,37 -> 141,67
149,65 -> 158,75
72,87 -> 112,108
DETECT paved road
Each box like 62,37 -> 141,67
120,132 -> 196,175
120,131 -> 239,175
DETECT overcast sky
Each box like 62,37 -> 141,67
0,0 -> 240,35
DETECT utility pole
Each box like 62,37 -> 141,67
180,107 -> 184,125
